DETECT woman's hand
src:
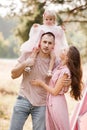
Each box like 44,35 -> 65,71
63,78 -> 71,87
30,79 -> 44,87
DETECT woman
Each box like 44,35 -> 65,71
31,46 -> 83,130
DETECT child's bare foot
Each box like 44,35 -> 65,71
47,70 -> 52,77
24,67 -> 31,73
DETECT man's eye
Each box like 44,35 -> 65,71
49,42 -> 52,45
44,41 -> 47,43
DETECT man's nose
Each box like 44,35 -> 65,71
45,43 -> 49,47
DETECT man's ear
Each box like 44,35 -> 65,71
38,44 -> 41,48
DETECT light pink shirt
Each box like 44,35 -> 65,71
18,52 -> 50,106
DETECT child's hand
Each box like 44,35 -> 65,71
32,47 -> 40,55
31,47 -> 40,59
33,23 -> 40,28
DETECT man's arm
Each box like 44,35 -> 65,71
11,61 -> 26,79
11,57 -> 35,79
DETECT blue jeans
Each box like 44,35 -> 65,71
9,96 -> 46,130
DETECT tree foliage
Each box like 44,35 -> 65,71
14,1 -> 45,44
0,0 -> 87,61
1,0 -> 87,22
1,0 -> 86,42
0,32 -> 18,58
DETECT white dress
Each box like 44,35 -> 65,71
20,24 -> 68,59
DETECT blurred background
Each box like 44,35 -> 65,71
0,0 -> 87,130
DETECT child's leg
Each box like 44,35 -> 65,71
47,51 -> 56,77
47,57 -> 55,77
25,48 -> 39,73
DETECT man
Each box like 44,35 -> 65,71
9,32 -> 55,130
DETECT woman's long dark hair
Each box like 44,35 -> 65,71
67,46 -> 83,100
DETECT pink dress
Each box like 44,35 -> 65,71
20,24 -> 68,59
46,65 -> 70,130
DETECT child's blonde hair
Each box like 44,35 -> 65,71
43,9 -> 57,25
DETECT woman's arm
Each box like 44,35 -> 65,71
31,74 -> 69,96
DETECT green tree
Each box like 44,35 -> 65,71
1,0 -> 87,44
0,0 -> 87,61
14,1 -> 45,44
0,32 -> 9,57
0,32 -> 18,58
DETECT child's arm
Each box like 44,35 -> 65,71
47,51 -> 56,77
24,48 -> 39,72
29,23 -> 40,38
30,47 -> 39,59
11,57 -> 35,79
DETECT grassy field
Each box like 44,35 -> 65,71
0,59 -> 87,130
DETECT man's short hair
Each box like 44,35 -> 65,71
41,32 -> 55,40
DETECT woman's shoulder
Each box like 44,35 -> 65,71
61,66 -> 71,77
55,62 -> 70,77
